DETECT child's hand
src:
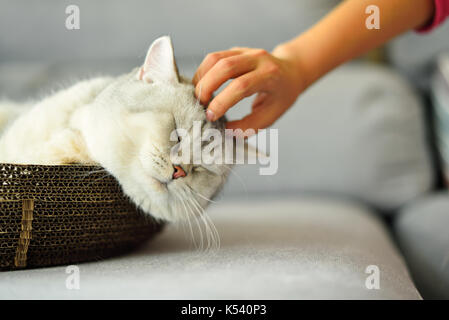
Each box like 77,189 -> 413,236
192,0 -> 437,136
193,46 -> 307,134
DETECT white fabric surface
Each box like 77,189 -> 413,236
0,196 -> 420,299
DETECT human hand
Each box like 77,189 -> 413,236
192,46 -> 308,135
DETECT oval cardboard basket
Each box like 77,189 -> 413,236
0,163 -> 163,271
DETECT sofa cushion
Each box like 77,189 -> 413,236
394,193 -> 449,299
0,196 -> 421,299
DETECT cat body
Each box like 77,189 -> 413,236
0,37 -> 229,222
0,78 -> 113,165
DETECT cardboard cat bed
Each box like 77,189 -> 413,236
0,163 -> 163,271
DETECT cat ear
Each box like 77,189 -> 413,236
137,36 -> 180,84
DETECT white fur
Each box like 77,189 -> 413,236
0,37 -> 229,224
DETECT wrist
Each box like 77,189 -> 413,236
272,41 -> 312,93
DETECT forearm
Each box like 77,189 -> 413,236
274,0 -> 435,89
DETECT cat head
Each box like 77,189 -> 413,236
82,36 -> 229,222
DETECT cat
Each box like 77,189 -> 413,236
0,36 -> 230,225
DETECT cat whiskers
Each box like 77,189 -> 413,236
74,167 -> 108,179
185,183 -> 218,204
73,167 -> 114,185
189,194 -> 220,252
183,193 -> 206,251
174,192 -> 198,249
182,186 -> 220,252
174,186 -> 220,252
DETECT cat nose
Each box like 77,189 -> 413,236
172,165 -> 186,179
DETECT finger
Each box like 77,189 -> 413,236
195,54 -> 257,104
192,50 -> 241,85
206,70 -> 266,121
225,100 -> 280,133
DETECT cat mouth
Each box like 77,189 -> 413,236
146,174 -> 185,194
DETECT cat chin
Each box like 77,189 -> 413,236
142,182 -> 208,222
131,180 -> 187,222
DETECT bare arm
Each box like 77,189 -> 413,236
275,0 -> 435,88
193,0 -> 435,134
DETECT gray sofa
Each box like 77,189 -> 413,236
1,0 -> 449,299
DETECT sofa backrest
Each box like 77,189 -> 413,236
0,0 -> 339,62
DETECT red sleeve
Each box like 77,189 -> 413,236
416,0 -> 449,33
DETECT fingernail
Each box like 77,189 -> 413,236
206,109 -> 215,121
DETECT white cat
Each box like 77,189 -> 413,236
0,36 -> 229,223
